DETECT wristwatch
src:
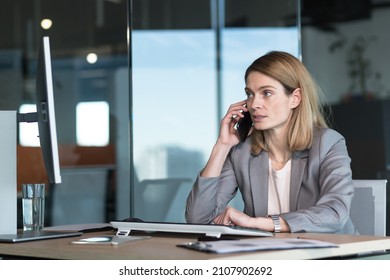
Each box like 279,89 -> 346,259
268,214 -> 281,233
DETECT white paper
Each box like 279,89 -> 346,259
179,238 -> 338,254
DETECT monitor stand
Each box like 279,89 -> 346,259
0,111 -> 17,235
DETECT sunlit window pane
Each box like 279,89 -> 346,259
19,104 -> 39,147
76,101 -> 109,146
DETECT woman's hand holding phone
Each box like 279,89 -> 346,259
200,100 -> 250,178
218,100 -> 249,146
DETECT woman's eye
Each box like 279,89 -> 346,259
246,92 -> 254,98
264,90 -> 272,97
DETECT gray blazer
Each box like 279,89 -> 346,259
186,127 -> 358,234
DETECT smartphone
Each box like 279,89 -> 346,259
236,111 -> 252,142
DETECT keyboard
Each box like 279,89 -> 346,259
110,221 -> 273,238
0,230 -> 82,243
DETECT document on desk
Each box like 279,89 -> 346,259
178,238 -> 338,254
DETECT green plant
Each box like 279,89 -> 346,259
329,35 -> 380,95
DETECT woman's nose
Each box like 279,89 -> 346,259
250,94 -> 263,109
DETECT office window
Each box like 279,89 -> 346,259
76,101 -> 110,146
18,104 -> 39,147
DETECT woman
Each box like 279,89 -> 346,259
185,51 -> 358,234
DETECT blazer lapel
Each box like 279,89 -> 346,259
249,152 -> 269,217
289,150 -> 308,211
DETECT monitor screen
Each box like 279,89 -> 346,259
36,36 -> 62,185
17,36 -> 62,185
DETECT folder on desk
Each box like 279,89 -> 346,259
177,238 -> 338,254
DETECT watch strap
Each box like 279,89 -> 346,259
268,214 -> 281,233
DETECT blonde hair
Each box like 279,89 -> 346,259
245,51 -> 328,155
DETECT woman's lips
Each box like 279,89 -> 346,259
252,114 -> 266,121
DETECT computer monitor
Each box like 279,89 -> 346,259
18,36 -> 62,185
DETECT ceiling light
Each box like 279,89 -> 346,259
41,19 -> 53,30
86,53 -> 98,64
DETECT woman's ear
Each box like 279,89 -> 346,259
290,88 -> 301,109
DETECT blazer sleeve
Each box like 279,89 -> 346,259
281,128 -> 357,234
185,151 -> 240,224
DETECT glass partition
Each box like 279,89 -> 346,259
0,0 -> 300,226
130,0 -> 300,222
0,0 -> 128,225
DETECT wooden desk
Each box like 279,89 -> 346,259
1,231 -> 390,260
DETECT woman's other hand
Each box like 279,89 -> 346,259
213,206 -> 254,226
213,206 -> 288,232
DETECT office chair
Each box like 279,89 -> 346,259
49,167 -> 112,225
133,177 -> 192,222
350,179 -> 387,236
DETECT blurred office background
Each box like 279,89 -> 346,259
1,0 -> 389,234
